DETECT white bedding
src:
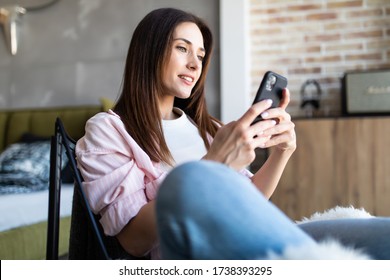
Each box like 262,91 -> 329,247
0,184 -> 74,232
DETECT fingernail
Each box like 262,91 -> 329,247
261,112 -> 269,118
266,99 -> 273,105
271,120 -> 277,125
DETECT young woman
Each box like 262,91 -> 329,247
76,8 -> 390,260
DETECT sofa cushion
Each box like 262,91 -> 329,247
0,106 -> 102,152
100,97 -> 114,112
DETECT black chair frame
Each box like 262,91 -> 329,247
46,117 -> 110,260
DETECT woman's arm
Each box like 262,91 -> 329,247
116,201 -> 158,257
251,147 -> 294,199
76,112 -> 161,257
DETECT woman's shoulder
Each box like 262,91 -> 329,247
86,110 -> 124,131
87,109 -> 120,123
81,110 -> 130,147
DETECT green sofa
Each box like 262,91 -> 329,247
0,104 -> 104,259
0,106 -> 103,153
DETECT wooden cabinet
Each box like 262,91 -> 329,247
270,116 -> 390,220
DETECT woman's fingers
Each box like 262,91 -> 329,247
260,103 -> 291,127
255,91 -> 296,151
248,119 -> 277,138
238,99 -> 274,127
261,115 -> 296,150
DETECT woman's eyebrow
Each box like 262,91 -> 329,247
174,37 -> 205,53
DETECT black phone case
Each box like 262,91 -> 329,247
252,71 -> 287,124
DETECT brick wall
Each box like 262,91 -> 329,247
249,0 -> 390,117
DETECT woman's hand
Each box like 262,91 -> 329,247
203,99 -> 277,170
203,88 -> 296,171
248,89 -> 296,198
260,88 -> 296,152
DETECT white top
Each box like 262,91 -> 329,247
161,108 -> 207,172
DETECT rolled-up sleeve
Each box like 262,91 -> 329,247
76,111 -> 164,236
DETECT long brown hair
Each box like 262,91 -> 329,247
114,8 -> 221,165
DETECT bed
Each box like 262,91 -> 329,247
0,103 -> 106,259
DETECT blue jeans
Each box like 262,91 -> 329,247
155,161 -> 390,259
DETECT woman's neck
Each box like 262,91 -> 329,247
159,96 -> 177,120
162,110 -> 180,120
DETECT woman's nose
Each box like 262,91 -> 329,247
187,54 -> 201,70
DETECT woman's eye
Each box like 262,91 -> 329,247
197,55 -> 204,62
177,46 -> 187,52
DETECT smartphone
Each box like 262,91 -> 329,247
252,71 -> 288,124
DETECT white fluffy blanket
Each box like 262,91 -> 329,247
269,206 -> 373,260
296,205 -> 372,224
268,239 -> 370,260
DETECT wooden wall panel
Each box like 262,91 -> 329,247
271,117 -> 390,220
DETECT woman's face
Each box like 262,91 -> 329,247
162,22 -> 205,101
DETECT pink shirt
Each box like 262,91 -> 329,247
76,110 -> 253,237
